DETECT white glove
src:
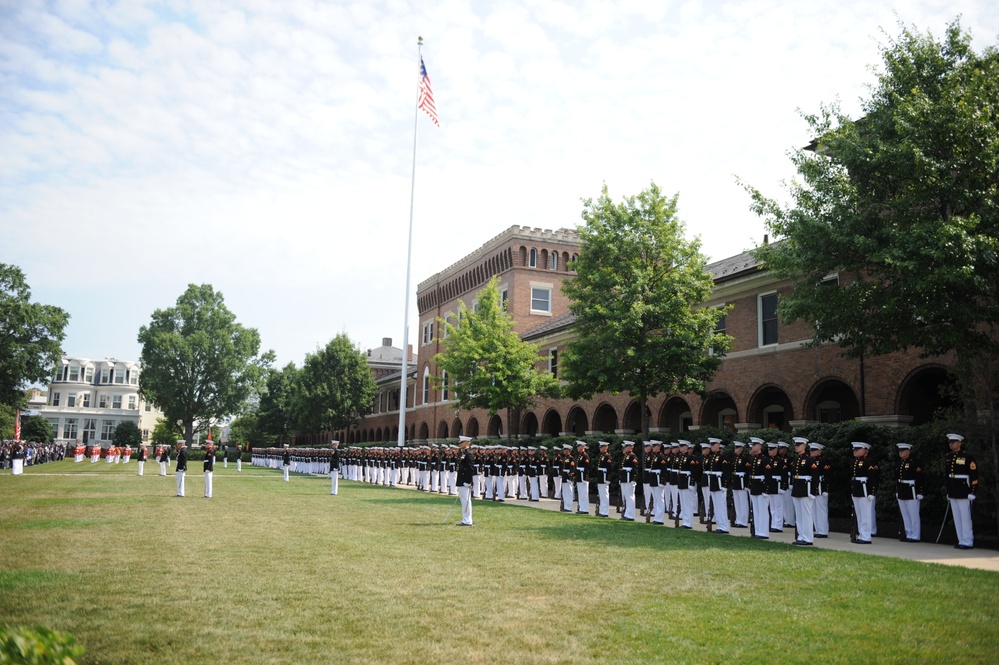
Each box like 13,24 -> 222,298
777,489 -> 785,495
916,494 -> 923,501
866,495 -> 874,502
968,494 -> 976,501
821,492 -> 828,497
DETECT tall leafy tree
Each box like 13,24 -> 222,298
743,20 -> 999,521
561,182 -> 731,440
434,276 -> 560,441
257,362 -> 301,444
112,421 -> 142,448
150,417 -> 183,449
0,264 -> 69,407
296,333 -> 376,435
138,284 -> 274,446
20,414 -> 54,444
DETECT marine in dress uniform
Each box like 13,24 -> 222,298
641,441 -> 655,517
748,438 -> 770,539
650,441 -> 667,524
595,441 -> 612,517
779,441 -> 795,528
809,443 -> 830,537
618,441 -> 638,521
895,442 -> 923,542
560,444 -> 575,512
765,442 -> 785,532
697,442 -> 711,523
676,440 -> 700,529
203,443 -> 215,498
574,440 -> 591,515
850,442 -> 878,544
526,446 -> 540,501
456,436 -> 474,526
730,441 -> 750,528
175,441 -> 188,497
137,444 -> 147,476
330,441 -> 340,495
704,437 -> 730,533
790,437 -> 816,545
944,433 -> 978,549
282,444 -> 291,482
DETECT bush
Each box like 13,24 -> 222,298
0,625 -> 84,665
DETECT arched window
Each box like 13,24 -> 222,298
422,367 -> 431,404
549,252 -> 558,270
529,248 -> 537,268
441,370 -> 449,402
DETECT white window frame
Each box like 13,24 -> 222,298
112,395 -> 122,409
758,291 -> 779,347
529,248 -> 538,268
422,366 -> 431,404
530,282 -> 553,315
548,348 -> 558,377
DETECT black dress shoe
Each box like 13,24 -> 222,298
855,539 -> 872,544
652,521 -> 664,525
680,525 -> 692,529
814,534 -> 828,538
714,530 -> 730,534
770,528 -> 783,533
955,544 -> 974,550
621,516 -> 634,521
905,538 -> 920,543
752,535 -> 769,540
793,540 -> 813,546
733,524 -> 748,528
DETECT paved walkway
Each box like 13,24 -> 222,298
398,482 -> 999,573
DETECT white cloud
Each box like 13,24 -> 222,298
2,0 -> 997,367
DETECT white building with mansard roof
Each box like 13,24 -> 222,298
37,356 -> 164,446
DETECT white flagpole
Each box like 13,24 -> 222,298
397,36 -> 423,450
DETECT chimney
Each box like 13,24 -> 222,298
382,337 -> 392,347
407,344 -> 414,362
763,234 -> 769,245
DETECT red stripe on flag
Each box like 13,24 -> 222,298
418,57 -> 439,126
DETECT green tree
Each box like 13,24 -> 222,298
112,421 -> 142,448
296,333 -> 376,435
434,276 -> 560,441
228,411 -> 274,449
743,20 -> 999,524
137,284 -> 274,446
20,414 -> 54,443
561,182 -> 731,440
257,363 -> 301,444
0,264 -> 69,407
150,417 -> 183,449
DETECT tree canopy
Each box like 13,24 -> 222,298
112,421 -> 142,448
0,264 -> 69,407
561,182 -> 730,438
257,362 -> 301,444
296,333 -> 376,434
745,20 -> 999,365
434,276 -> 560,440
137,284 -> 273,446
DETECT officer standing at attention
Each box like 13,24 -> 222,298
790,437 -> 815,545
748,438 -> 769,539
730,441 -> 750,528
456,436 -> 474,526
137,443 -> 147,476
282,444 -> 291,482
596,441 -> 612,517
175,441 -> 188,497
330,441 -> 341,495
159,445 -> 170,476
850,442 -> 878,544
574,440 -> 591,515
809,442 -> 830,538
705,437 -> 729,533
895,442 -> 923,542
618,441 -> 638,521
945,433 -> 978,550
203,442 -> 214,498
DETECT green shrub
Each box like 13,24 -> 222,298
0,625 -> 84,665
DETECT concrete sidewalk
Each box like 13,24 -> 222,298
402,482 -> 999,573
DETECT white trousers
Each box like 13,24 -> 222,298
813,494 -> 829,535
597,483 -> 610,516
539,475 -> 549,498
236,458 -> 242,472
529,477 -> 540,501
620,481 -> 636,520
679,487 -> 696,527
793,495 -> 814,542
493,475 -> 505,501
750,494 -> 769,537
669,484 -> 680,516
852,496 -> 874,541
458,485 -> 472,525
283,465 -> 290,482
783,490 -> 796,526
732,489 -> 749,527
176,470 -> 186,496
137,461 -> 144,476
204,471 -> 213,498
576,481 -> 589,513
652,485 -> 665,523
562,481 -> 574,511
159,461 -> 167,476
898,498 -> 920,540
768,493 -> 784,529
12,459 -> 24,475
950,498 -> 974,547
331,471 -> 339,495
553,476 -> 562,500
709,490 -> 729,531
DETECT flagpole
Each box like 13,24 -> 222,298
397,36 -> 423,450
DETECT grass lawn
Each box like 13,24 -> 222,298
2,460 -> 998,664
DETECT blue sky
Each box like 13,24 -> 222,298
3,0 -> 998,370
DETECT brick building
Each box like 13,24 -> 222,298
331,225 -> 954,445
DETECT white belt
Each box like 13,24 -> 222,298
752,475 -> 765,480
735,472 -> 746,477
951,474 -> 970,479
854,476 -> 868,482
652,470 -> 661,474
796,475 -> 812,481
680,471 -> 691,475
576,467 -> 586,472
900,479 -> 916,485
706,471 -> 722,476
622,466 -> 633,471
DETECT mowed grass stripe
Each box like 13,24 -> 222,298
1,460 -> 997,664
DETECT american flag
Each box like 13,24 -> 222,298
14,409 -> 21,442
418,57 -> 439,126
